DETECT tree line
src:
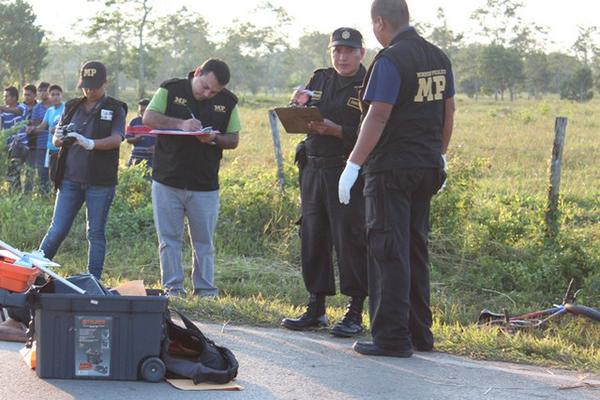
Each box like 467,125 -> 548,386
1,0 -> 599,102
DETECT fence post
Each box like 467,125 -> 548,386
545,117 -> 568,236
268,110 -> 285,195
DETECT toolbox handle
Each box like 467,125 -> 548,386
0,289 -> 28,308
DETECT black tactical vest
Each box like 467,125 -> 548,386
152,74 -> 238,191
53,96 -> 127,188
361,29 -> 452,172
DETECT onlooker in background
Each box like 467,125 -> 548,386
21,84 -> 37,121
144,58 -> 241,297
125,98 -> 154,170
28,85 -> 65,185
39,61 -> 127,280
1,87 -> 28,193
25,82 -> 52,192
0,86 -> 26,130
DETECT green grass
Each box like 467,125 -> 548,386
1,95 -> 599,372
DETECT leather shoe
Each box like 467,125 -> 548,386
331,315 -> 363,338
281,312 -> 328,331
352,341 -> 413,358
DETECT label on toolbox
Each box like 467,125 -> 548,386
74,316 -> 112,377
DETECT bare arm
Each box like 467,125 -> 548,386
0,105 -> 23,114
126,135 -> 143,144
93,133 -> 122,150
441,97 -> 455,154
307,119 -> 343,139
348,102 -> 394,166
213,132 -> 239,149
28,120 -> 49,134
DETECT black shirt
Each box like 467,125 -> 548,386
304,66 -> 366,158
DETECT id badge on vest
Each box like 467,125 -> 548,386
100,109 -> 114,121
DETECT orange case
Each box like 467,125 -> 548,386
0,259 -> 40,292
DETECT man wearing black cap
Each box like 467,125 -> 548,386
38,60 -> 127,280
281,28 -> 368,338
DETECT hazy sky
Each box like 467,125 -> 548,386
27,0 -> 598,52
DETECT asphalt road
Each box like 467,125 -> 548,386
1,323 -> 599,400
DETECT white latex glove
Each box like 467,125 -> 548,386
67,132 -> 95,150
438,154 -> 448,194
338,161 -> 361,205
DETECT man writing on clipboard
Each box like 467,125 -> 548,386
143,59 -> 241,298
281,28 -> 369,338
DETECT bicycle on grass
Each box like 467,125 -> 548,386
477,279 -> 600,330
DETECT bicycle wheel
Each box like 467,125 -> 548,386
564,304 -> 600,322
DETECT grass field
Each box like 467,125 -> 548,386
0,95 -> 599,371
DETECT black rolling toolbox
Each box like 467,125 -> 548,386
31,292 -> 168,382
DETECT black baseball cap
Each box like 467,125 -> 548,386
329,27 -> 363,49
77,60 -> 107,89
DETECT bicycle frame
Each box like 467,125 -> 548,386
477,279 -> 598,330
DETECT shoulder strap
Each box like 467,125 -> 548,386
168,308 -> 216,344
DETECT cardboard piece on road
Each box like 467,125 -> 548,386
20,342 -> 36,369
167,379 -> 243,391
112,280 -> 147,296
273,107 -> 323,134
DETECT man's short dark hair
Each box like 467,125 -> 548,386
200,59 -> 230,86
371,0 -> 410,29
49,84 -> 63,93
38,82 -> 50,91
4,86 -> 19,100
24,84 -> 37,94
138,98 -> 150,106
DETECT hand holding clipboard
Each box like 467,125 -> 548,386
273,107 -> 324,134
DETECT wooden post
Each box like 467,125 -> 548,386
545,117 -> 568,236
268,110 -> 285,195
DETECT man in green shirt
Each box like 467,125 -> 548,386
144,59 -> 241,297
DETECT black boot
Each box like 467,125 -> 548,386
331,296 -> 364,338
281,294 -> 328,331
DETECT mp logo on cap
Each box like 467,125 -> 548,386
342,30 -> 351,39
83,68 -> 97,77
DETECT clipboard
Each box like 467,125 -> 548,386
126,126 -> 212,136
273,107 -> 323,134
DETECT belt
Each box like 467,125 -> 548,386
306,155 -> 346,168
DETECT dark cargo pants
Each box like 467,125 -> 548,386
300,158 -> 368,298
364,168 -> 444,351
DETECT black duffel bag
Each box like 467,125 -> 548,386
161,310 -> 238,384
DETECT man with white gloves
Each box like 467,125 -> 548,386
339,0 -> 455,358
39,60 -> 127,280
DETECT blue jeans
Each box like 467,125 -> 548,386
39,180 -> 116,280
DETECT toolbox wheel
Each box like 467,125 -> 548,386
140,357 -> 166,382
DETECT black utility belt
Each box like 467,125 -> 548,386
306,155 -> 346,168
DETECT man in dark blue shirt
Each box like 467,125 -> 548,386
1,86 -> 28,193
126,98 -> 155,170
25,82 -> 52,192
339,0 -> 455,357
